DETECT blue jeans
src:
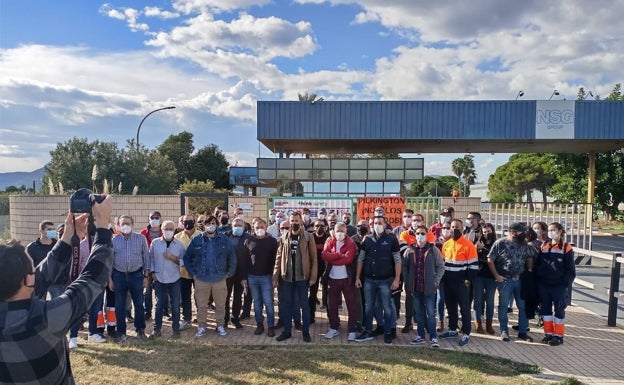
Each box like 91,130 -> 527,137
279,280 -> 309,333
154,280 -> 181,333
69,291 -> 105,338
436,285 -> 445,321
497,279 -> 527,333
412,291 -> 437,339
112,269 -> 146,335
278,280 -> 300,324
248,275 -> 275,327
363,277 -> 393,334
473,276 -> 497,321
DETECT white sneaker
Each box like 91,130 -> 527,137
68,337 -> 78,349
88,334 -> 106,343
180,321 -> 191,331
324,328 -> 339,339
217,326 -> 227,337
347,332 -> 356,341
195,327 -> 206,337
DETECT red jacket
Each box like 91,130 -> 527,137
140,225 -> 162,248
321,236 -> 357,285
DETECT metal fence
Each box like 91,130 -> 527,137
480,202 -> 593,249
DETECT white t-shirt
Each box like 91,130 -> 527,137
329,239 -> 348,279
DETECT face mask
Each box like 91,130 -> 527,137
281,229 -> 289,237
441,229 -> 452,238
164,230 -> 174,239
276,217 -> 284,225
183,220 -> 195,230
121,225 -> 132,235
291,223 -> 301,232
413,221 -> 423,228
452,228 -> 462,240
45,230 -> 57,239
335,232 -> 346,241
270,214 -> 276,222
318,214 -> 326,220
374,224 -> 385,235
254,228 -> 266,237
205,224 -> 216,234
440,216 -> 450,224
302,214 -> 310,222
343,218 -> 351,225
220,217 -> 229,225
464,219 -> 472,227
548,230 -> 558,239
358,226 -> 368,236
533,229 -> 541,236
403,217 -> 412,226
514,232 -> 526,242
233,227 -> 244,236
416,234 -> 427,243
484,233 -> 495,242
236,214 -> 244,221
150,218 -> 160,227
316,227 -> 325,235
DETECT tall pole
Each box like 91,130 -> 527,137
136,106 -> 176,151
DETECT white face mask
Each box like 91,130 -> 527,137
280,229 -> 289,237
163,230 -> 174,239
206,224 -> 217,234
302,214 -> 310,222
374,224 -> 385,235
440,216 -> 450,224
150,218 -> 161,227
441,229 -> 452,238
548,230 -> 559,239
121,225 -> 132,235
403,217 -> 412,226
464,219 -> 472,227
335,232 -> 346,241
237,214 -> 244,221
269,214 -> 276,222
318,214 -> 326,220
533,229 -> 541,236
416,234 -> 427,243
413,221 -> 423,228
255,228 -> 266,237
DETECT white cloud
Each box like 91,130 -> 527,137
172,0 -> 272,14
224,151 -> 257,167
143,6 -> 180,19
99,4 -> 149,32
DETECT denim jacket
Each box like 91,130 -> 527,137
183,233 -> 236,283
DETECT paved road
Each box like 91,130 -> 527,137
573,234 -> 624,326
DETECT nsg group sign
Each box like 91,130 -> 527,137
535,100 -> 575,139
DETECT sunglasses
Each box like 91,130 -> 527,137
415,232 -> 427,235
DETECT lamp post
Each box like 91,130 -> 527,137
515,90 -> 524,100
136,106 -> 176,150
549,89 -> 560,100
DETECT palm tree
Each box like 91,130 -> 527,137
298,92 -> 324,102
451,155 -> 477,197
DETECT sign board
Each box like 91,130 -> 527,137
357,196 -> 406,227
236,202 -> 254,212
272,197 -> 354,218
535,100 -> 575,139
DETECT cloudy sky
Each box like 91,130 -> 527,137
1,0 -> 623,182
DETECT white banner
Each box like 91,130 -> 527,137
535,100 -> 575,139
272,197 -> 354,218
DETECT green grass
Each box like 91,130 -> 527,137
71,341 -> 546,385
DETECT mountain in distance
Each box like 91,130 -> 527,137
0,167 -> 46,190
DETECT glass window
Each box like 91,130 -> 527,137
366,182 -> 384,193
368,159 -> 386,169
276,169 -> 294,179
384,182 -> 401,193
386,169 -> 404,180
300,181 -> 313,194
229,168 -> 243,176
258,169 -> 276,179
405,169 -> 424,180
349,159 -> 367,169
315,169 -> 330,180
349,170 -> 367,179
348,182 -> 366,193
257,158 -> 275,168
387,159 -> 404,169
313,159 -> 330,169
331,159 -> 348,169
368,170 -> 385,180
331,169 -> 349,179
314,182 -> 330,193
405,158 -> 424,169
331,181 -> 348,193
295,159 -> 313,169
295,169 -> 310,180
276,158 -> 294,168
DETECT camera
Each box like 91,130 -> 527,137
70,188 -> 106,213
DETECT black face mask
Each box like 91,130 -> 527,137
358,226 -> 368,236
316,227 -> 325,235
484,233 -> 496,243
343,218 -> 351,225
220,217 -> 229,225
183,220 -> 195,230
514,232 -> 526,242
291,223 -> 301,232
452,228 -> 462,241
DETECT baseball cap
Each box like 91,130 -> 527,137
509,222 -> 527,232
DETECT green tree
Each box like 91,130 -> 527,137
117,141 -> 178,195
298,92 -> 324,102
158,131 -> 195,186
451,155 -> 476,197
188,144 -> 232,190
406,175 -> 455,197
44,138 -> 123,193
178,179 -> 229,215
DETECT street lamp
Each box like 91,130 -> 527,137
136,106 -> 176,150
548,89 -> 560,100
515,90 -> 524,100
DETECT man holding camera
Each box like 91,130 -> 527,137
0,195 -> 113,385
110,215 -> 150,342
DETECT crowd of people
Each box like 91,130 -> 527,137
7,202 -> 578,348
